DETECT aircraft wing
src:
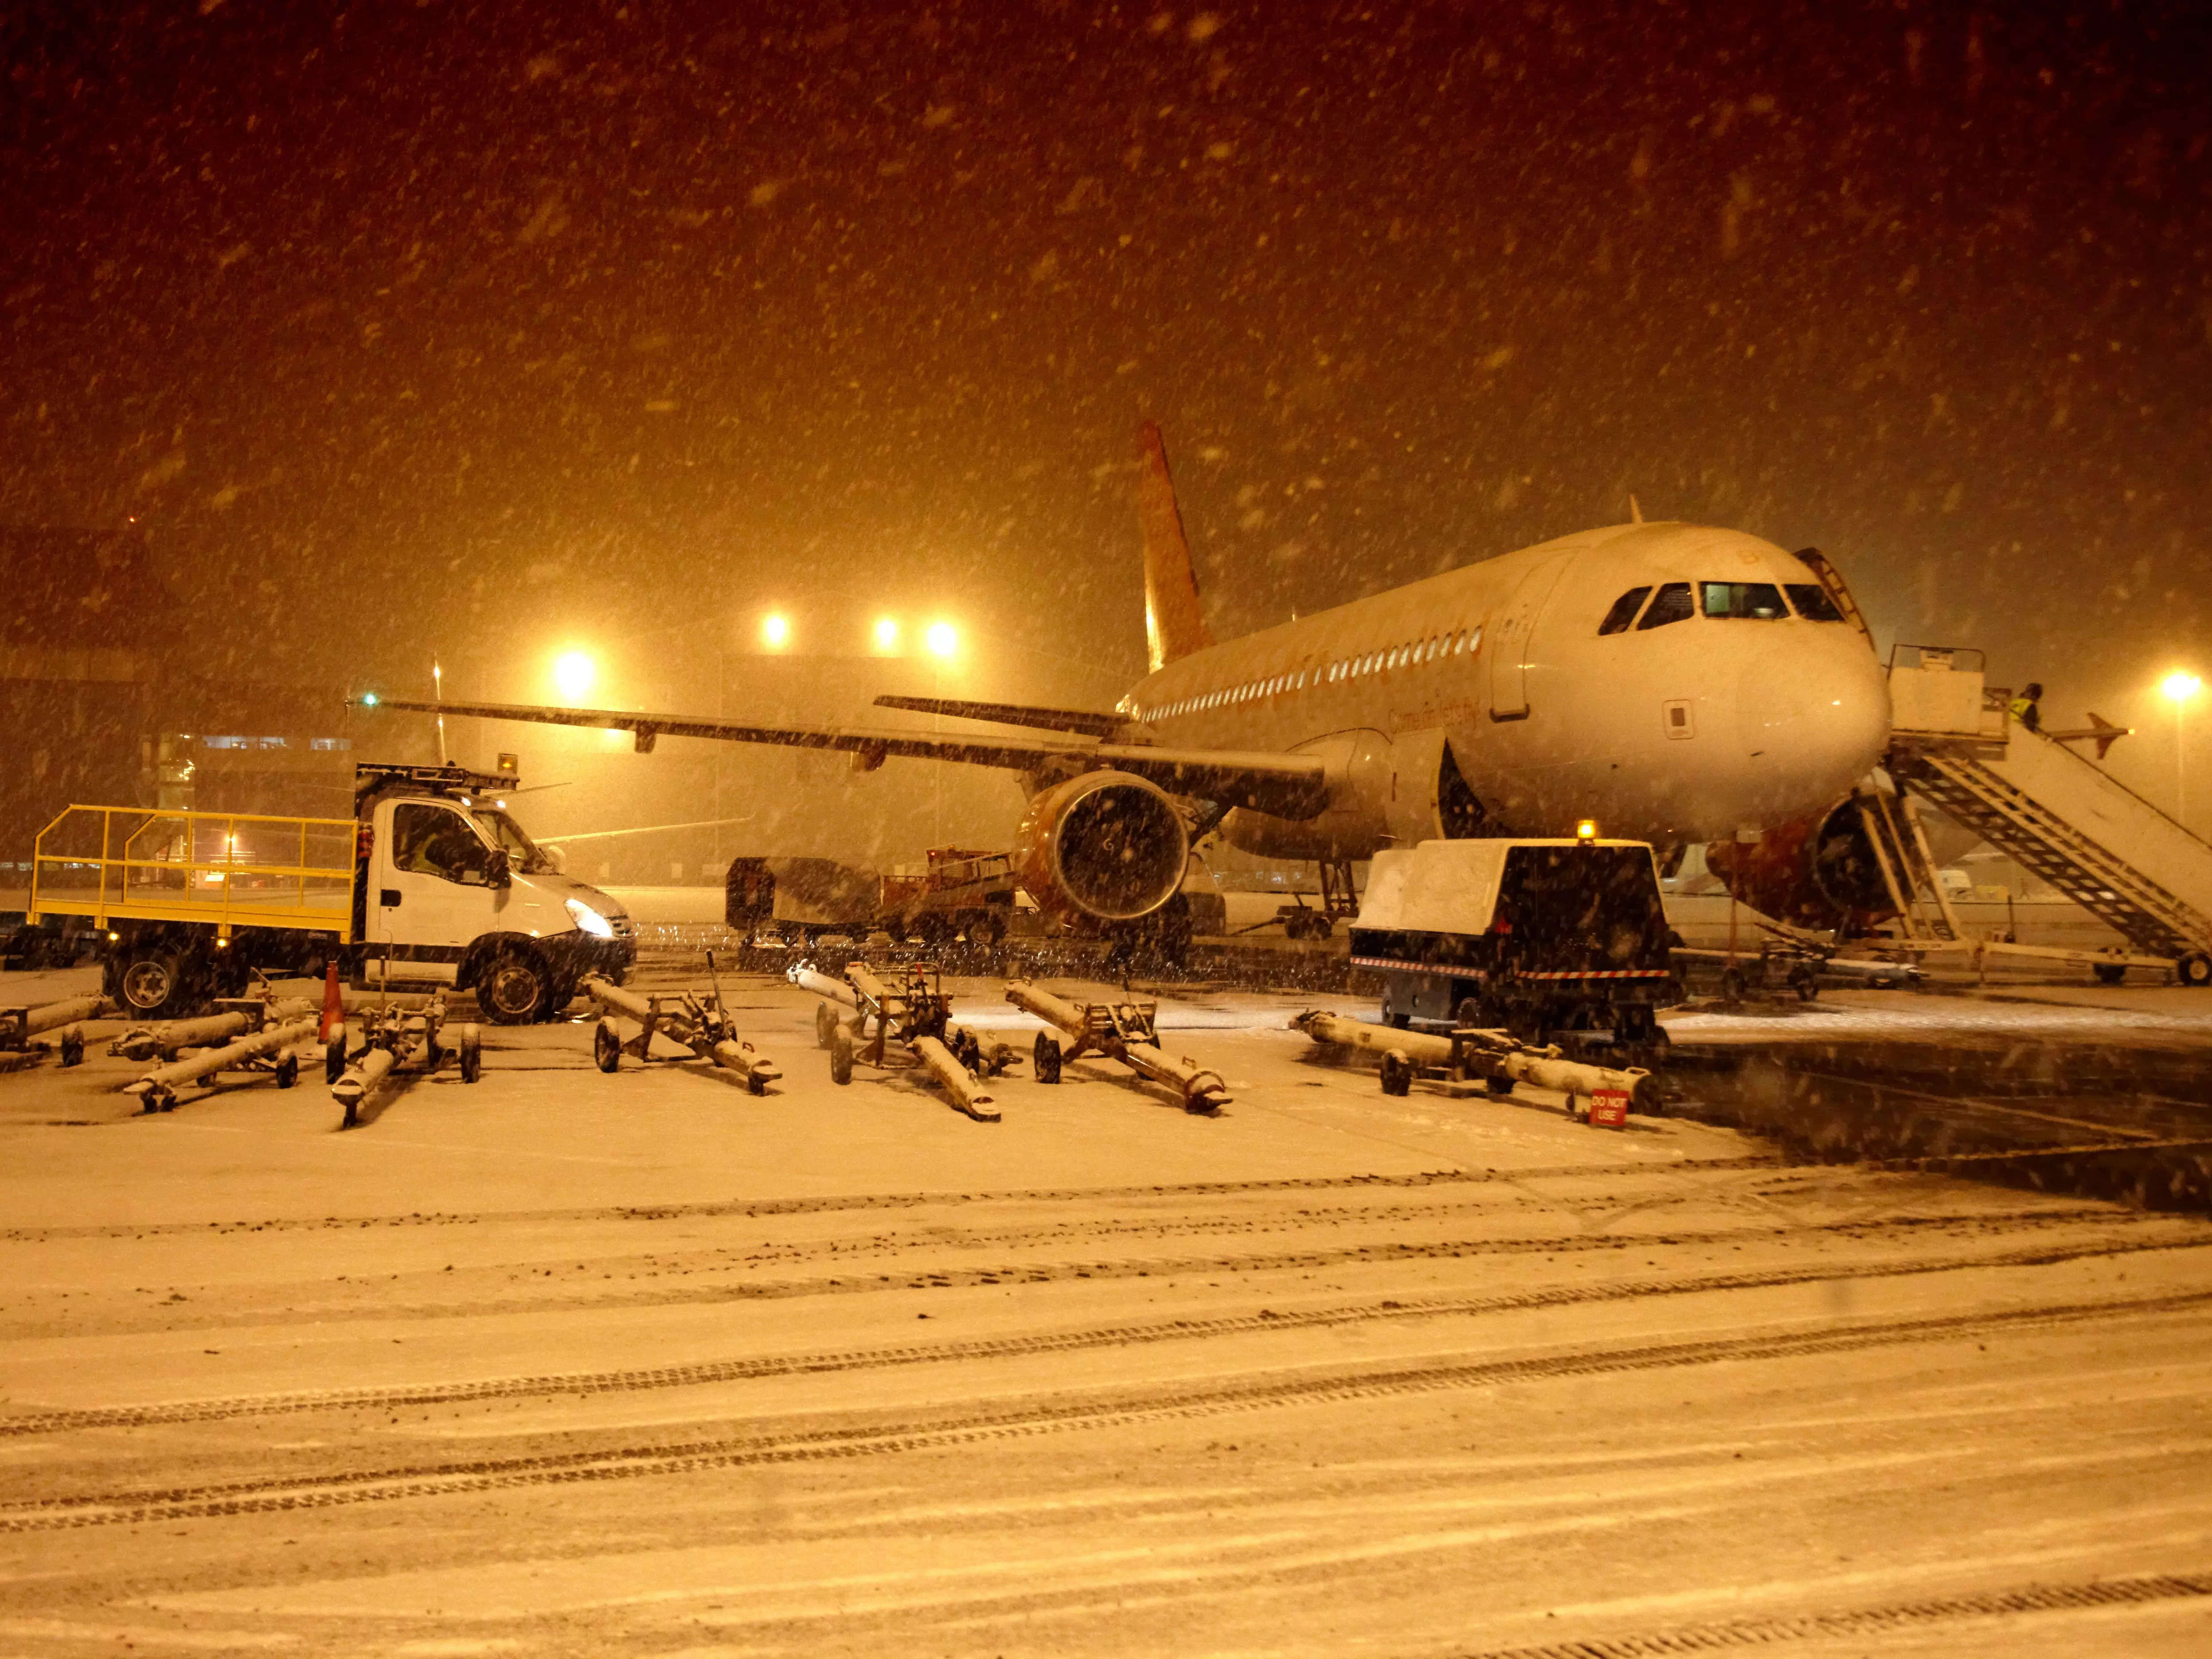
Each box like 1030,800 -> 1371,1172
375,698 -> 1330,818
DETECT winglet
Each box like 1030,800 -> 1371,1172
2088,711 -> 2127,761
1136,420 -> 1213,673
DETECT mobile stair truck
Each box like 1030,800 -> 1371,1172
1348,835 -> 1682,1063
23,763 -> 636,1023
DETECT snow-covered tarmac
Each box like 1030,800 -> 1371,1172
3,962 -> 2211,1656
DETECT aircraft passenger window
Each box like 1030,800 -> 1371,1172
1701,581 -> 1788,619
1636,584 -> 1694,630
1597,586 -> 1652,635
1785,583 -> 1846,622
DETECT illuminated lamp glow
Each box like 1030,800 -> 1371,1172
1576,818 -> 1599,841
761,613 -> 791,649
553,652 -> 596,702
924,620 -> 958,658
2163,671 -> 2204,702
874,617 -> 900,650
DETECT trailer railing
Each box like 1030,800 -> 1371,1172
27,805 -> 358,939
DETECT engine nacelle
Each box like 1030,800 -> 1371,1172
1014,770 -> 1190,927
1704,794 -> 1898,934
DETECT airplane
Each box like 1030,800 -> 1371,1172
374,422 -> 1893,942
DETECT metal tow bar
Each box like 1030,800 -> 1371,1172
788,960 -> 1012,1122
1291,1009 -> 1656,1118
582,954 -> 782,1095
125,997 -> 324,1114
1005,979 -> 1229,1114
329,990 -> 481,1127
0,993 -> 113,1070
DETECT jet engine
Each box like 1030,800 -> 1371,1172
1703,795 -> 1899,935
1013,770 -> 1190,927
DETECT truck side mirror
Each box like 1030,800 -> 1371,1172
487,847 -> 511,889
544,844 -> 567,875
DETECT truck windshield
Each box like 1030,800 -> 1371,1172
472,808 -> 557,874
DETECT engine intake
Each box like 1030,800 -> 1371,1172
1705,794 -> 1897,933
1015,771 -> 1189,925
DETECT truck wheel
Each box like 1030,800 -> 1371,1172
815,1002 -> 839,1049
1485,1072 -> 1515,1098
478,948 -> 550,1025
2093,962 -> 2126,985
2178,953 -> 2212,989
117,948 -> 198,1019
829,1024 -> 855,1085
594,1020 -> 621,1073
1789,968 -> 1820,1001
969,910 -> 1006,948
1312,915 -> 1334,939
916,914 -> 954,948
1033,1030 -> 1062,1084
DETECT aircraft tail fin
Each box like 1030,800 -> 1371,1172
1136,420 -> 1213,673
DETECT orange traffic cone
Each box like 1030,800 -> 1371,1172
318,962 -> 344,1041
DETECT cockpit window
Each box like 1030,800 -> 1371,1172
1597,586 -> 1652,636
1636,582 -> 1695,630
1785,583 -> 1845,622
1702,581 -> 1788,619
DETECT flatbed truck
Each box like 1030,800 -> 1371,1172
24,762 -> 635,1022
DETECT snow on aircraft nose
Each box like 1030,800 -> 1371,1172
1733,624 -> 1892,824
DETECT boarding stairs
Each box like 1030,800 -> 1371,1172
1880,646 -> 2212,975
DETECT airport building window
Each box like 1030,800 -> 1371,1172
1598,586 -> 1652,635
1636,583 -> 1695,630
1701,580 -> 1788,619
1785,583 -> 1846,622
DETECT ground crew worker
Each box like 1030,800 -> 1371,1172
2009,682 -> 2043,732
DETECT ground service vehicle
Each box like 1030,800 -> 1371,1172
25,763 -> 635,1023
1348,836 -> 1681,1059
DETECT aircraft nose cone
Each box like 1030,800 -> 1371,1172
1735,629 -> 1891,812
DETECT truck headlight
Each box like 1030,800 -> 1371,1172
565,898 -> 615,939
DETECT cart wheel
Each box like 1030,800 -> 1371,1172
424,1033 -> 444,1069
593,1020 -> 621,1074
274,1051 -> 299,1089
59,1031 -> 84,1068
1486,1072 -> 1515,1098
830,1023 -> 855,1086
1379,1051 -> 1414,1097
459,1027 -> 483,1084
1789,968 -> 1820,1002
1312,915 -> 1334,939
747,1071 -> 768,1096
1718,967 -> 1747,1006
815,1001 -> 838,1048
1034,1030 -> 1062,1084
2179,952 -> 2212,989
341,1098 -> 359,1129
2093,962 -> 2126,985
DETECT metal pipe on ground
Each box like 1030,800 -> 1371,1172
1292,1009 -> 1654,1112
127,1016 -> 319,1114
1005,979 -> 1230,1113
913,1034 -> 997,1122
110,1000 -> 315,1063
10,994 -> 111,1042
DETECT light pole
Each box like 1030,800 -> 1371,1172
2164,671 -> 2204,827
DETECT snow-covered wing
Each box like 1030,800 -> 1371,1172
375,698 -> 1329,817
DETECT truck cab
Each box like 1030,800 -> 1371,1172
354,764 -> 635,1021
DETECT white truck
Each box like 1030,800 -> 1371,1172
1347,836 -> 1682,1060
25,762 -> 635,1023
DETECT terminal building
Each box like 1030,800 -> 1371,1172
0,526 -> 366,888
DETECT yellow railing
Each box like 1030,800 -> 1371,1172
28,805 -> 359,941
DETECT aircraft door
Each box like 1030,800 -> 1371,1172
373,800 -> 499,984
1486,553 -> 1576,721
